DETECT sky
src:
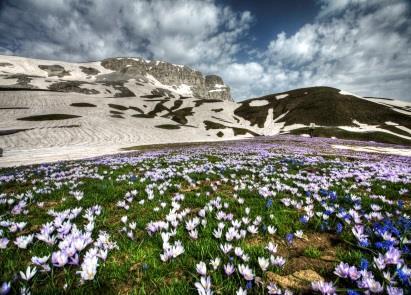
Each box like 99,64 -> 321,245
0,0 -> 410,101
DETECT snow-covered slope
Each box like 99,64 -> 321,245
0,56 -> 410,167
0,55 -> 232,100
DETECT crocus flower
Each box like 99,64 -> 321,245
247,225 -> 258,235
348,266 -> 361,281
258,257 -> 270,272
334,262 -> 350,278
194,276 -> 212,295
267,283 -> 282,294
129,222 -> 137,230
213,228 -> 222,239
189,229 -> 198,240
384,247 -> 402,265
267,226 -> 277,234
224,263 -> 235,276
31,255 -> 49,266
373,254 -> 386,270
285,233 -> 294,244
20,286 -> 30,295
266,242 -> 278,254
20,266 -> 37,281
77,255 -> 99,281
295,230 -> 304,239
270,255 -> 286,268
220,243 -> 232,254
361,278 -> 384,293
210,258 -> 220,270
387,286 -> 404,295
52,251 -> 68,267
196,261 -> 207,276
311,281 -> 336,294
238,264 -> 254,281
14,234 -> 34,249
0,282 -> 11,295
234,247 -> 244,257
0,238 -> 9,249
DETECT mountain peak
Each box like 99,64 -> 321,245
0,54 -> 233,101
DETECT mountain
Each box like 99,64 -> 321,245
0,55 -> 410,166
0,55 -> 232,101
235,87 -> 411,144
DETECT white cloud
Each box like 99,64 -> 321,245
257,0 -> 411,101
187,0 -> 411,101
0,0 -> 252,66
0,0 -> 410,101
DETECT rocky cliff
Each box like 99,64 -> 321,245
101,58 -> 232,101
0,55 -> 232,101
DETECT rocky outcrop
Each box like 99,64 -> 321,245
205,75 -> 231,101
101,58 -> 232,101
38,65 -> 71,77
266,270 -> 324,291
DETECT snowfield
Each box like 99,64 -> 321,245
0,55 -> 410,167
332,144 -> 411,157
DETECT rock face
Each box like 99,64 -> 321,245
205,75 -> 231,101
101,58 -> 232,101
0,55 -> 232,101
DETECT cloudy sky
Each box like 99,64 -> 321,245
0,0 -> 410,101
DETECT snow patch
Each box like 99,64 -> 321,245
339,90 -> 363,98
281,123 -> 308,132
273,111 -> 289,123
340,120 -> 411,140
385,121 -> 398,126
396,125 -> 411,135
332,145 -> 411,157
276,94 -> 289,100
260,109 -> 286,136
209,89 -> 225,93
249,100 -> 269,107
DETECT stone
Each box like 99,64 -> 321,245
320,255 -> 338,262
266,269 -> 324,291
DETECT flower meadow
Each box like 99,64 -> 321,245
0,136 -> 410,294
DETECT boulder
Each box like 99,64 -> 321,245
266,269 -> 323,291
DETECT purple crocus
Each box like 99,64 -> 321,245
0,282 -> 11,295
334,262 -> 350,278
51,251 -> 68,267
224,263 -> 235,276
0,238 -> 9,249
285,233 -> 294,244
311,281 -> 336,294
384,247 -> 402,265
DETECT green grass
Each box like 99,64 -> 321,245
0,149 -> 410,294
303,246 -> 322,259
